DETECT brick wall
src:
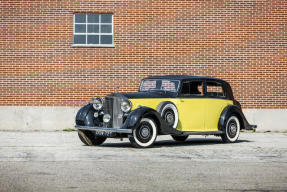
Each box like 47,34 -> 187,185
0,0 -> 286,108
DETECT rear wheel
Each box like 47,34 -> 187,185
78,130 -> 106,146
171,135 -> 189,142
129,118 -> 158,148
221,115 -> 240,143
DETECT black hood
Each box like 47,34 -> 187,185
121,91 -> 177,99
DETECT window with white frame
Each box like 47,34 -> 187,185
73,13 -> 113,46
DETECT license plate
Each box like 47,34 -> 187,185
94,130 -> 116,137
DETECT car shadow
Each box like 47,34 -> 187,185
99,137 -> 252,148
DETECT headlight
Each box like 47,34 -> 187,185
92,97 -> 103,110
121,100 -> 132,112
103,114 -> 111,123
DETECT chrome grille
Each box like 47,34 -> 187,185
112,96 -> 124,128
104,96 -> 124,128
104,96 -> 113,128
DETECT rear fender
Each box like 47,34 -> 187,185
218,105 -> 252,130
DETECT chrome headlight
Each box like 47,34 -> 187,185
92,97 -> 103,111
121,100 -> 132,113
103,114 -> 111,123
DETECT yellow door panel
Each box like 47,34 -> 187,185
130,98 -> 206,132
176,99 -> 205,132
204,99 -> 233,131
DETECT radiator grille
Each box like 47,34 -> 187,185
104,96 -> 114,128
112,96 -> 124,128
103,95 -> 124,128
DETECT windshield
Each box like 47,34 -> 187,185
140,79 -> 180,92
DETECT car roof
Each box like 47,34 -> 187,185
143,75 -> 225,82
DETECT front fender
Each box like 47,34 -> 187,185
75,103 -> 97,126
124,107 -> 161,128
124,106 -> 180,135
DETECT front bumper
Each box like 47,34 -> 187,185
75,125 -> 132,134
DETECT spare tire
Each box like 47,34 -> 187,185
160,103 -> 178,129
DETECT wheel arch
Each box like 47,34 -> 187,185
156,101 -> 178,113
156,101 -> 179,129
125,106 -> 166,134
218,105 -> 249,131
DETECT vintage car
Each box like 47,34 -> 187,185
75,75 -> 256,148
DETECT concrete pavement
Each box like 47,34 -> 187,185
0,132 -> 287,191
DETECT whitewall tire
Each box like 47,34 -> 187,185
129,118 -> 157,148
160,103 -> 178,129
221,116 -> 240,143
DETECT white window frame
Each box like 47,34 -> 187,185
73,13 -> 114,47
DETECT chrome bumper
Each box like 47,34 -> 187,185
75,125 -> 132,134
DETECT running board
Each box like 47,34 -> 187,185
173,131 -> 223,135
160,123 -> 224,136
177,131 -> 224,136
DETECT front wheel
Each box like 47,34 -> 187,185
78,130 -> 107,146
221,115 -> 240,143
129,118 -> 158,148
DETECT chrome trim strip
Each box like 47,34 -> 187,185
75,125 -> 132,133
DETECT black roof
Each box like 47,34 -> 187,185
143,75 -> 224,82
141,75 -> 233,100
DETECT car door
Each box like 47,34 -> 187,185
176,80 -> 205,132
204,81 -> 233,131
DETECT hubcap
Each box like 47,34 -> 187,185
230,124 -> 237,134
135,122 -> 153,143
164,110 -> 175,126
228,120 -> 238,138
140,127 -> 150,138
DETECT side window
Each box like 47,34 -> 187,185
180,81 -> 204,96
206,81 -> 226,98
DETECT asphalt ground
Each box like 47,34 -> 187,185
0,131 -> 287,192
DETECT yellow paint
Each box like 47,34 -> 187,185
203,99 -> 233,131
129,98 -> 233,132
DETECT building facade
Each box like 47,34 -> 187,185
0,0 -> 286,131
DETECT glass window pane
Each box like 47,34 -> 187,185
100,35 -> 113,44
87,35 -> 99,44
101,14 -> 112,23
206,82 -> 225,97
74,35 -> 86,44
88,13 -> 99,23
75,24 -> 86,33
87,24 -> 99,33
75,13 -> 86,23
101,24 -> 112,33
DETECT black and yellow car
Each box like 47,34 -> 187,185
75,75 -> 256,148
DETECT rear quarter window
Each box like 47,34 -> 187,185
206,81 -> 226,98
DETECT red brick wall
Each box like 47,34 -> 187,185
0,0 -> 286,108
